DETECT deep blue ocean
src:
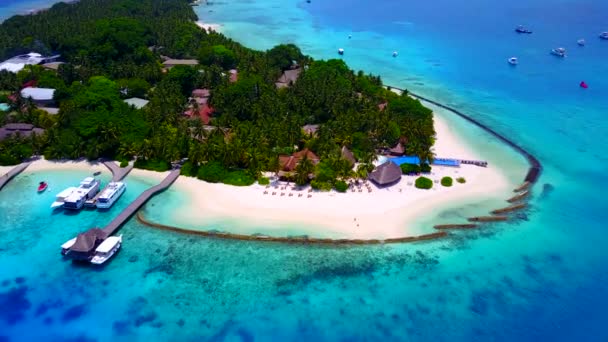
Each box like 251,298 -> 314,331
2,0 -> 608,341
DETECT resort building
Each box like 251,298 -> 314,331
279,148 -> 320,172
275,68 -> 302,89
123,97 -> 150,110
0,52 -> 60,73
389,142 -> 405,156
229,69 -> 238,83
20,87 -> 56,106
0,123 -> 45,141
191,88 -> 211,105
368,161 -> 402,186
41,61 -> 65,71
185,89 -> 214,124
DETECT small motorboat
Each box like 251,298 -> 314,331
90,235 -> 122,265
348,34 -> 352,39
392,51 -> 398,57
577,39 -> 585,46
515,25 -> 532,34
38,181 -> 48,193
600,32 -> 608,40
93,171 -> 101,176
580,81 -> 588,89
550,47 -> 566,57
338,48 -> 344,55
508,57 -> 518,65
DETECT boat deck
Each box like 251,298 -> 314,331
86,161 -> 134,206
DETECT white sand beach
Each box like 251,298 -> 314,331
196,20 -> 221,33
18,110 -> 521,239
143,112 -> 518,239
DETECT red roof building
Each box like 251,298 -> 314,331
278,148 -> 320,172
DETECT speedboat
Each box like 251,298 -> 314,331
90,235 -> 122,265
392,51 -> 398,57
50,187 -> 77,209
508,57 -> 518,65
577,39 -> 585,46
600,32 -> 608,40
63,177 -> 100,210
37,181 -> 48,193
338,48 -> 344,55
61,237 -> 77,256
96,182 -> 126,209
515,25 -> 532,34
550,47 -> 566,57
580,81 -> 588,89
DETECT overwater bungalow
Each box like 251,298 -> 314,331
368,161 -> 402,186
66,228 -> 107,261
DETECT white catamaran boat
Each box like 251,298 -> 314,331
60,237 -> 77,256
96,182 -> 126,209
90,235 -> 122,265
50,187 -> 78,209
63,177 -> 100,210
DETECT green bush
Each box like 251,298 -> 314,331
420,163 -> 432,173
119,160 -> 129,168
441,176 -> 453,187
400,163 -> 420,174
334,180 -> 348,192
223,170 -> 255,186
134,159 -> 171,172
180,161 -> 197,177
311,179 -> 332,191
197,161 -> 226,183
456,177 -> 466,184
258,177 -> 270,185
415,176 -> 433,189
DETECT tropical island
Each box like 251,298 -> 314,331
0,0 -> 523,239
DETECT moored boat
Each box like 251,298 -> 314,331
90,235 -> 122,265
37,181 -> 48,192
599,32 -> 608,40
63,177 -> 100,210
515,25 -> 532,34
550,47 -> 566,57
61,237 -> 77,256
577,39 -> 585,46
392,51 -> 398,57
508,57 -> 518,65
338,48 -> 344,55
96,182 -> 126,209
50,187 -> 78,209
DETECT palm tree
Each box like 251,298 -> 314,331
294,155 -> 314,186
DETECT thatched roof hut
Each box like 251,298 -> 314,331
278,148 -> 320,172
341,146 -> 356,166
368,161 -> 401,186
68,228 -> 107,260
389,142 -> 405,156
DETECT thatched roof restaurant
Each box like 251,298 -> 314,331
0,123 -> 45,141
341,146 -> 356,166
368,161 -> 402,186
68,228 -> 107,261
279,148 -> 320,172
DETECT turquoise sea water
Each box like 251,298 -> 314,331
2,0 -> 608,340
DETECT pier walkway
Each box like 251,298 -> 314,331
102,169 -> 180,236
103,161 -> 133,181
0,162 -> 31,191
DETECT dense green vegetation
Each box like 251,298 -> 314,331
415,176 -> 433,189
441,176 -> 453,187
456,177 -> 466,184
400,163 -> 420,174
0,0 -> 435,185
420,163 -> 432,173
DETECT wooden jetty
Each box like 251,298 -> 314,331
513,181 -> 530,192
459,159 -> 488,167
491,203 -> 527,215
0,162 -> 31,191
102,169 -> 180,236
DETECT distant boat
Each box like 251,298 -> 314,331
93,171 -> 101,176
580,81 -> 588,89
338,48 -> 344,55
90,235 -> 122,265
508,57 -> 518,65
515,25 -> 532,34
392,51 -> 398,57
348,34 -> 352,39
577,39 -> 585,46
550,47 -> 566,57
600,32 -> 608,40
37,181 -> 48,193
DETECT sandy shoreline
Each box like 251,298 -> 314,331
196,20 -> 221,33
13,109 -> 518,239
